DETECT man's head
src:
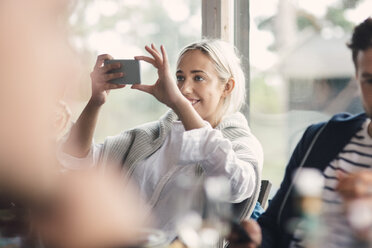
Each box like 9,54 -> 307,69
348,18 -> 372,117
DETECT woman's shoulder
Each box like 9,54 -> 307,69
217,112 -> 251,136
217,112 -> 262,148
218,112 -> 264,168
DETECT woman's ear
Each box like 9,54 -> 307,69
222,78 -> 235,97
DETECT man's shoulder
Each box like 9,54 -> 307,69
328,112 -> 367,123
305,112 -> 367,136
298,112 -> 367,168
291,112 -> 367,164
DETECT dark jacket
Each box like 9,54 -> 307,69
258,112 -> 368,248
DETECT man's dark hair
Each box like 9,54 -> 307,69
347,17 -> 372,70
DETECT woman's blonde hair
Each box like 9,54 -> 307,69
177,39 -> 246,118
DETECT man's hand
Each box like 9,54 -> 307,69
337,171 -> 372,240
228,219 -> 262,248
336,170 -> 372,201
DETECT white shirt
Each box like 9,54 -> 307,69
58,121 -> 262,241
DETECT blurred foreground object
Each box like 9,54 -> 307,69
292,168 -> 325,248
32,168 -> 148,248
0,0 -> 77,198
337,171 -> 372,244
176,176 -> 231,248
0,0 -> 78,245
0,0 -> 147,247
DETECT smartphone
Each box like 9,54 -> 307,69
104,59 -> 141,85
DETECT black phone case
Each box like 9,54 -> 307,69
104,59 -> 141,85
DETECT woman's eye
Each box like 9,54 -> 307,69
176,75 -> 184,82
194,75 -> 204,81
363,78 -> 372,84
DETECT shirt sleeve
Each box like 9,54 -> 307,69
178,125 -> 263,203
56,134 -> 102,170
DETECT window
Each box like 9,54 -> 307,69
248,0 -> 372,187
66,0 -> 371,189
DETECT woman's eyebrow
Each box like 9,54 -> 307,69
190,70 -> 205,73
176,69 -> 207,75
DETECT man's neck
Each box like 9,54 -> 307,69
368,121 -> 372,138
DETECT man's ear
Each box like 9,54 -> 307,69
222,78 -> 235,97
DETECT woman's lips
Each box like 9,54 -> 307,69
187,98 -> 200,106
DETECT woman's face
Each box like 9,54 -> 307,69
176,50 -> 227,126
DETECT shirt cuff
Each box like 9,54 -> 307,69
178,122 -> 220,165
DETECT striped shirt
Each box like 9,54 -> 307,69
290,118 -> 372,248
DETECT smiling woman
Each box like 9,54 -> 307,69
176,40 -> 246,126
59,39 -> 263,244
176,49 -> 228,127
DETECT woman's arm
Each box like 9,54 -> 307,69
132,44 -> 205,131
62,99 -> 103,158
63,54 -> 125,158
172,98 -> 206,131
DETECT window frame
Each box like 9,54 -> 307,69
201,0 -> 250,118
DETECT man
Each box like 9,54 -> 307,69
229,17 -> 372,248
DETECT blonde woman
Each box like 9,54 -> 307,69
60,40 -> 263,240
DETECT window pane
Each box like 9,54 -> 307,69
249,0 -> 371,187
66,0 -> 201,142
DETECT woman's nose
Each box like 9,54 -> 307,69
179,79 -> 193,95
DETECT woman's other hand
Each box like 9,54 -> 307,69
133,44 -> 185,110
90,54 -> 126,105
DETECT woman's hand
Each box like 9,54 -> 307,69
133,44 -> 185,110
90,54 -> 126,106
62,54 -> 125,157
134,44 -> 205,130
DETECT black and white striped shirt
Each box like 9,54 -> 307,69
291,119 -> 372,248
